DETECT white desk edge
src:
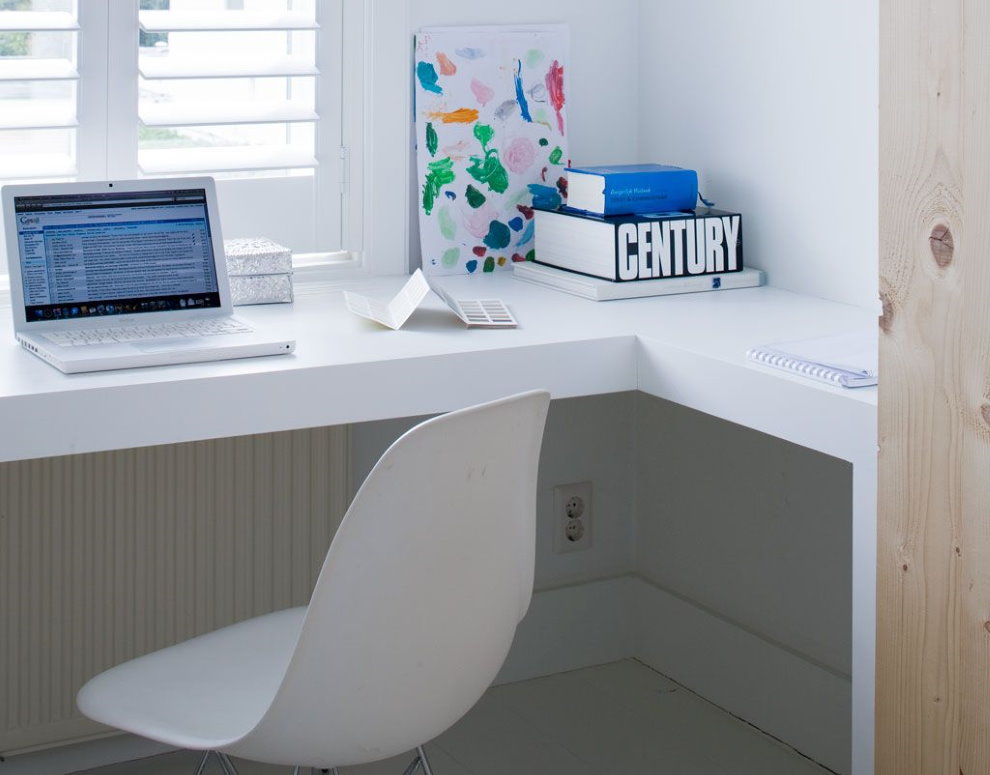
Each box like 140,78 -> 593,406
0,272 -> 876,464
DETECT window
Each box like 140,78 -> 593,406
0,0 -> 78,181
0,0 -> 348,273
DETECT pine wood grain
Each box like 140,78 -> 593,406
878,1 -> 990,773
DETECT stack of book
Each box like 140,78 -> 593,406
515,163 -> 764,301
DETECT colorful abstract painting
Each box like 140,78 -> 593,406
414,25 -> 569,275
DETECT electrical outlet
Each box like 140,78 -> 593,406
553,481 -> 592,553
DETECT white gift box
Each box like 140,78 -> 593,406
228,273 -> 294,306
223,238 -> 293,305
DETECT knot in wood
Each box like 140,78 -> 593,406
930,224 -> 954,267
982,403 -> 990,428
879,292 -> 894,333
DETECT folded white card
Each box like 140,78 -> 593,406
344,270 -> 517,330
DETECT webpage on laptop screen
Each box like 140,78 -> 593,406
14,189 -> 221,323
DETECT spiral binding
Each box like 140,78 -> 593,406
747,348 -> 851,386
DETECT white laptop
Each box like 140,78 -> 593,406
1,177 -> 295,373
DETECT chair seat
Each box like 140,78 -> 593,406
77,607 -> 306,750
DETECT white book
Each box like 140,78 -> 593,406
512,261 -> 764,301
532,206 -> 743,281
747,331 -> 878,388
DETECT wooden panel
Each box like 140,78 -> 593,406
878,1 -> 990,773
0,426 -> 349,755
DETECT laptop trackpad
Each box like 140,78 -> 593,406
137,337 -> 209,353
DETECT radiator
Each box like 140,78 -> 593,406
0,426 -> 350,754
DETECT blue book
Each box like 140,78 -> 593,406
565,163 -> 698,216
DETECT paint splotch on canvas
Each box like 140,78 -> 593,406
415,25 -> 569,275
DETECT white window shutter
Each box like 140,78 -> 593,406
0,0 -> 344,261
135,2 -> 320,176
0,4 -> 80,180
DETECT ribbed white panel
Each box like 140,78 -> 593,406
0,426 -> 349,755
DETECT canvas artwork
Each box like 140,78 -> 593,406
414,25 -> 569,275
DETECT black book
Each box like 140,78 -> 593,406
533,206 -> 743,282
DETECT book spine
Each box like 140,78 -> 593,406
601,169 -> 697,215
746,348 -> 851,387
611,213 -> 743,282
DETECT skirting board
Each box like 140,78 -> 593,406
0,735 -> 175,775
5,576 -> 847,775
495,575 -> 636,685
631,576 -> 851,775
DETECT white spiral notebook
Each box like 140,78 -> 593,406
747,330 -> 878,388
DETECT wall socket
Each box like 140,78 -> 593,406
553,481 -> 593,553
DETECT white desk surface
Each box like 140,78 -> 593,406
0,272 -> 877,464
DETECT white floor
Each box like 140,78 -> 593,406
73,660 -> 832,775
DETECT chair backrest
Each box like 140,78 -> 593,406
229,390 -> 551,768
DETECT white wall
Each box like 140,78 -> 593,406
631,394 -> 853,770
349,388 -> 851,674
634,394 -> 852,676
637,0 -> 879,310
349,391 -> 853,768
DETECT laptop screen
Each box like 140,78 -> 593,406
13,188 -> 222,323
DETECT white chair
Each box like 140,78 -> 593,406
77,390 -> 551,775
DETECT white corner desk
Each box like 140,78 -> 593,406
0,272 -> 878,775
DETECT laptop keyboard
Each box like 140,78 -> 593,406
43,318 -> 253,347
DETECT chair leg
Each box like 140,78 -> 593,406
417,746 -> 435,775
193,751 -> 212,775
192,751 -> 238,775
401,746 -> 435,775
